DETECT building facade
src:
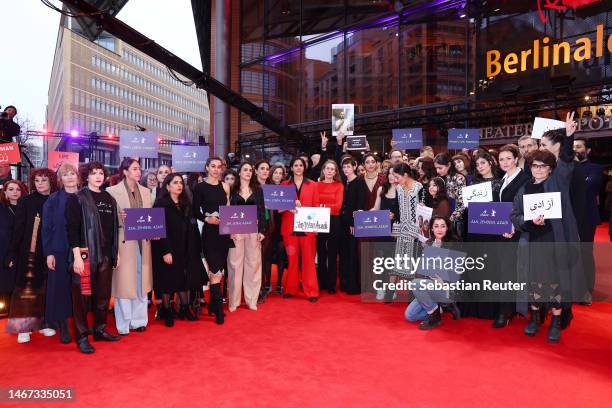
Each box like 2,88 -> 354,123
47,16 -> 210,168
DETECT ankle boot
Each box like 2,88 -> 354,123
492,313 -> 511,329
548,314 -> 561,343
180,304 -> 198,321
58,320 -> 71,344
443,303 -> 461,321
210,284 -> 224,325
154,303 -> 162,320
419,308 -> 442,330
163,306 -> 174,328
524,309 -> 541,336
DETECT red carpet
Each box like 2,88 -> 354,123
1,225 -> 611,407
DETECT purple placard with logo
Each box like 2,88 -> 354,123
354,210 -> 391,237
172,145 -> 209,172
448,129 -> 480,149
468,202 -> 513,235
262,184 -> 296,210
219,205 -> 258,235
392,128 -> 423,149
119,130 -> 159,159
124,207 -> 166,240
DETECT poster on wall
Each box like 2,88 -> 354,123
332,104 -> 354,137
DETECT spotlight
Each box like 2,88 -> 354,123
70,130 -> 79,137
180,139 -> 185,144
584,95 -> 590,101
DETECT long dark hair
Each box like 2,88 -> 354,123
427,216 -> 457,244
473,150 -> 500,182
231,162 -> 260,197
158,173 -> 191,216
119,157 -> 139,180
392,162 -> 415,179
380,167 -> 395,197
433,153 -> 457,178
418,157 -> 437,183
289,157 -> 309,183
428,177 -> 448,207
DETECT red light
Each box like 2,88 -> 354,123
107,133 -> 114,139
157,138 -> 162,143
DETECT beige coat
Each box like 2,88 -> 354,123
107,182 -> 153,299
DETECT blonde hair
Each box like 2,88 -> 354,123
319,160 -> 341,182
56,163 -> 80,189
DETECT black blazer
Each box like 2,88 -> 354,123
499,169 -> 530,203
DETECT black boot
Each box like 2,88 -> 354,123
93,327 -> 120,342
548,314 -> 561,343
77,337 -> 95,354
179,304 -> 198,321
163,306 -> 174,328
209,284 -> 224,325
419,308 -> 442,330
58,320 -> 71,344
155,303 -> 162,320
560,306 -> 573,330
443,303 -> 461,321
524,309 -> 541,336
492,313 -> 511,329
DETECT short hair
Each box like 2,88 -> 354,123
341,157 -> 358,168
3,105 -> 17,114
518,135 -> 535,144
141,169 -> 157,187
56,163 -> 80,189
420,146 -> 434,154
574,137 -> 590,149
268,164 -> 286,184
222,168 -> 237,180
389,149 -> 404,158
451,153 -> 470,169
29,168 -> 58,193
0,179 -> 28,205
79,161 -> 107,184
527,150 -> 557,169
206,156 -> 223,168
392,162 -> 416,179
498,144 -> 520,159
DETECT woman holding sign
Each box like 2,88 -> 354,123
434,153 -> 467,238
280,158 -> 320,302
193,157 -> 231,324
152,173 -> 206,327
107,158 -> 153,335
227,163 -> 267,312
511,117 -> 585,343
266,165 -> 288,295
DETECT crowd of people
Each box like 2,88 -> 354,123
0,112 -> 606,352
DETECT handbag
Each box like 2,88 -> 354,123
78,248 -> 92,296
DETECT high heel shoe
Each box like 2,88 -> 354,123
491,313 -> 511,328
163,306 -> 174,328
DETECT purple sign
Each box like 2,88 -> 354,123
392,128 -> 423,149
262,184 -> 296,210
119,130 -> 159,159
172,145 -> 209,172
354,210 -> 391,237
219,205 -> 258,235
124,208 -> 166,240
468,202 -> 513,235
448,129 -> 480,149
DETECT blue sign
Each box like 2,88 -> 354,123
448,129 -> 480,149
124,207 -> 166,241
172,145 -> 209,172
219,205 -> 258,235
119,130 -> 159,159
468,202 -> 513,235
262,185 -> 296,210
392,128 -> 423,149
354,210 -> 391,237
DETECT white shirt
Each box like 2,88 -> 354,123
499,168 -> 522,199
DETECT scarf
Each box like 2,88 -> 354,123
124,178 -> 144,251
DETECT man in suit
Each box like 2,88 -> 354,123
574,138 -> 603,304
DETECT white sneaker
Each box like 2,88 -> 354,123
39,328 -> 56,337
17,332 -> 31,343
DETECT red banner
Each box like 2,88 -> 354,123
48,151 -> 79,173
0,142 -> 21,165
538,0 -> 603,23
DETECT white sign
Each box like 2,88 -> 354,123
293,206 -> 331,233
332,104 -> 354,136
462,181 -> 493,207
416,204 -> 434,243
531,117 -> 565,140
523,192 -> 562,221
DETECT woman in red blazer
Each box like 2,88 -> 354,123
280,157 -> 321,302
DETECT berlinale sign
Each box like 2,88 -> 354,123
486,24 -> 610,78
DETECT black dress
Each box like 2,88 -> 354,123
152,196 -> 207,294
193,181 -> 231,273
0,203 -> 17,297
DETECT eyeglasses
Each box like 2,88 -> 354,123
530,164 -> 550,170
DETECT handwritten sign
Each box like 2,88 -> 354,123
354,210 -> 391,237
462,182 -> 493,207
468,202 -> 513,235
172,145 -> 209,172
346,135 -> 367,151
392,128 -> 423,149
523,192 -> 562,221
531,117 -> 565,139
448,129 -> 480,149
262,184 -> 296,210
124,207 -> 166,240
0,142 -> 21,165
293,206 -> 330,233
119,130 -> 158,159
48,151 -> 79,172
416,204 -> 434,242
219,205 -> 258,234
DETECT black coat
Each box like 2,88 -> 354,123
152,195 -> 207,293
0,203 -> 17,294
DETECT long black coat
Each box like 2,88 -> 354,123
0,203 -> 17,294
152,195 -> 207,294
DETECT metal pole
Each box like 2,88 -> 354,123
214,0 -> 231,157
